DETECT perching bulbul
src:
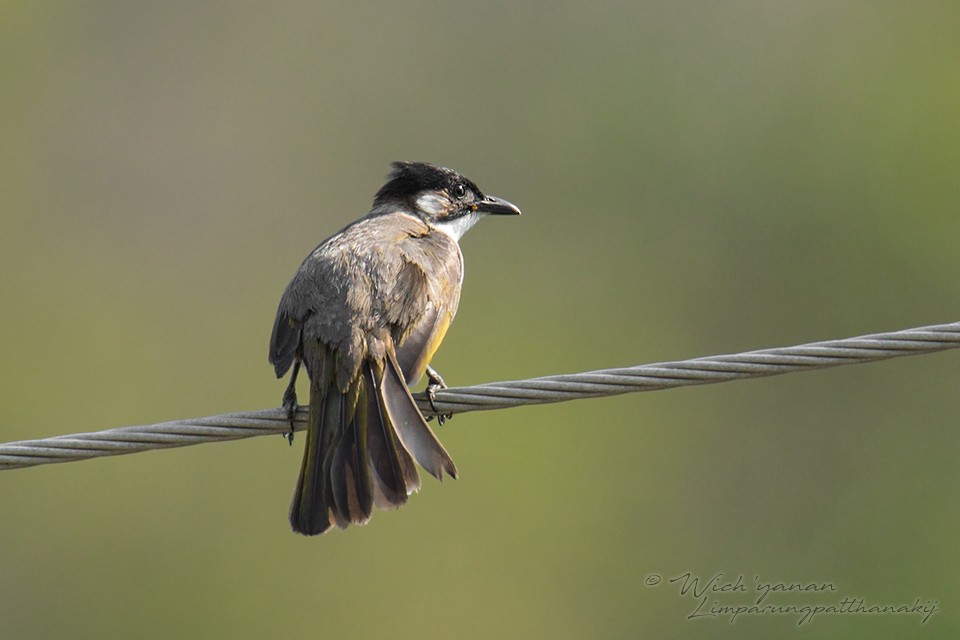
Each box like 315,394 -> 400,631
269,162 -> 521,535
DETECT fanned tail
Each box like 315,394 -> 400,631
289,344 -> 457,536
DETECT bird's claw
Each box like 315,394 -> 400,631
282,385 -> 298,446
425,366 -> 453,426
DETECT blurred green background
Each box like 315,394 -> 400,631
2,2 -> 958,638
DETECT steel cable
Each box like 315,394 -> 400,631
1,321 -> 957,471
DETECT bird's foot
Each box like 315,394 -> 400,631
282,383 -> 298,446
425,365 -> 453,426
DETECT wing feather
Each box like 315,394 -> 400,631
381,344 -> 458,481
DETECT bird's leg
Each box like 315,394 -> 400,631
282,360 -> 301,445
425,365 -> 453,426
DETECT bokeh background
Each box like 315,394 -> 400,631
2,2 -> 958,638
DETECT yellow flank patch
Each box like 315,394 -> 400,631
406,309 -> 453,384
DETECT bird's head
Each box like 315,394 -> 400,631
373,161 -> 520,240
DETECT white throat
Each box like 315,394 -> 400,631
431,211 -> 483,241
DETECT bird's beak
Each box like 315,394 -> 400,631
473,195 -> 521,216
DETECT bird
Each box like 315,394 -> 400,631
268,161 -> 521,535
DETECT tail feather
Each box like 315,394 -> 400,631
364,362 -> 420,508
382,349 -> 458,481
330,383 -> 374,525
289,355 -> 335,535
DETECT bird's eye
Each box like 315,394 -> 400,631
453,184 -> 467,199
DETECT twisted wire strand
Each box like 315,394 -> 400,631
1,321 -> 957,471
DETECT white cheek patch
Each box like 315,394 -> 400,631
416,193 -> 447,216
